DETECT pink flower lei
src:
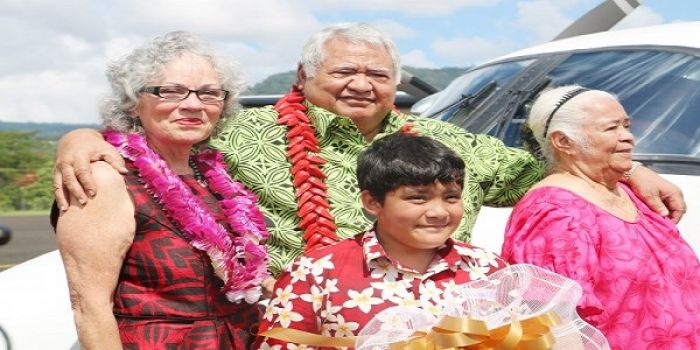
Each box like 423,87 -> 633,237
103,130 -> 270,304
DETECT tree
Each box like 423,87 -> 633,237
0,130 -> 55,211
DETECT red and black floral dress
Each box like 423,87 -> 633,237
113,161 -> 259,349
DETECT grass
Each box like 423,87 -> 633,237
0,210 -> 50,217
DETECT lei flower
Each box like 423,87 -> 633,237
104,130 -> 269,304
275,87 -> 339,252
275,87 -> 415,252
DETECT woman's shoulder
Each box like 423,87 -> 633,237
90,161 -> 127,188
505,185 -> 597,248
56,161 -> 134,238
508,184 -> 599,229
518,183 -> 583,208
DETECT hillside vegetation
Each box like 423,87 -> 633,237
245,66 -> 468,95
0,121 -> 98,140
0,131 -> 54,212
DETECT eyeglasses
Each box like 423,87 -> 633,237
141,85 -> 229,103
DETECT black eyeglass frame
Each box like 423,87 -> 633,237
140,85 -> 229,103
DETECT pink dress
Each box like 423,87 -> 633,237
502,184 -> 700,350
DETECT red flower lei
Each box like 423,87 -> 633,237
274,87 -> 414,251
274,87 -> 339,251
104,130 -> 270,304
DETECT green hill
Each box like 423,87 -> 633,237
0,121 -> 98,141
244,66 -> 469,95
245,71 -> 297,95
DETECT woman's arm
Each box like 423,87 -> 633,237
56,162 -> 135,350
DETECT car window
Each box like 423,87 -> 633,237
494,49 -> 700,159
546,50 -> 700,157
417,48 -> 700,174
412,60 -> 534,119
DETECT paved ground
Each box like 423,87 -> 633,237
0,214 -> 55,271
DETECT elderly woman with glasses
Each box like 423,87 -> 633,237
53,31 -> 269,349
501,85 -> 699,349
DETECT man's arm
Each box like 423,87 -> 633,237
54,128 -> 126,210
475,134 -> 545,207
625,165 -> 686,223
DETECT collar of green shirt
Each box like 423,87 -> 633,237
304,101 -> 409,140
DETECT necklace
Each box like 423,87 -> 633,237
104,130 -> 270,304
188,156 -> 206,185
275,87 -> 339,251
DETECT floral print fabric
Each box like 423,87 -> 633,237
502,184 -> 700,350
257,229 -> 506,349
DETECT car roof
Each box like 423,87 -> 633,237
484,21 -> 700,64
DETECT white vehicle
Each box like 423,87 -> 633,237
1,15 -> 698,350
412,21 -> 700,255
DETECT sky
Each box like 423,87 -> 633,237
0,0 -> 697,125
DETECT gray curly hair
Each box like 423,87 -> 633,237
100,31 -> 245,135
299,22 -> 401,81
526,85 -> 619,165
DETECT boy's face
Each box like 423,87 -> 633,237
362,181 -> 464,253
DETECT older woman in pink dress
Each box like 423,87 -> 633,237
501,85 -> 699,349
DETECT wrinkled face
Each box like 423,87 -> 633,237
575,97 -> 635,176
363,181 -> 464,254
300,38 -> 397,126
133,53 -> 223,151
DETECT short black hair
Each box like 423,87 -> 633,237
357,133 -> 465,202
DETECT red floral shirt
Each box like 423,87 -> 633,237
257,229 -> 506,349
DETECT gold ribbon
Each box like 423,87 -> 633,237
260,311 -> 560,350
259,327 -> 357,348
391,312 -> 560,350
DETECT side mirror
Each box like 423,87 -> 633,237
0,224 -> 11,246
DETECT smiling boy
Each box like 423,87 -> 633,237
257,133 -> 506,349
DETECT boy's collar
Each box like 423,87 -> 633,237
360,227 -> 464,274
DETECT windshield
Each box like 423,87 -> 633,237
412,60 -> 533,118
547,49 -> 700,157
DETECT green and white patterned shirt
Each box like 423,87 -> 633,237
210,102 -> 543,276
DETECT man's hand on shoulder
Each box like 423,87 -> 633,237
627,165 -> 686,223
54,128 -> 126,211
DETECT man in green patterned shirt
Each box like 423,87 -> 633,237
54,23 -> 685,281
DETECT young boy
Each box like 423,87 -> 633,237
257,133 -> 506,349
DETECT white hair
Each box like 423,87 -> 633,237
100,31 -> 246,135
299,22 -> 401,80
526,85 -> 619,164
